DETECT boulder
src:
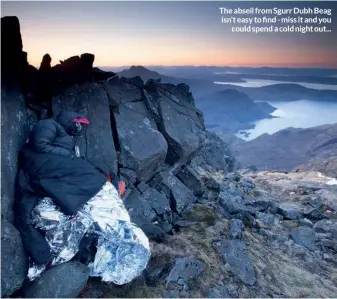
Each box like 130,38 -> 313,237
176,165 -> 205,197
114,102 -> 168,181
124,188 -> 157,223
158,99 -> 202,164
1,16 -> 27,81
145,80 -> 204,165
277,203 -> 303,220
256,212 -> 281,228
219,239 -> 256,286
192,131 -> 235,173
313,219 -> 337,235
1,85 -> 29,222
137,182 -> 150,193
207,285 -> 230,298
151,172 -> 197,213
53,82 -> 118,174
102,77 -> 143,106
140,187 -> 171,217
24,262 -> 89,298
290,226 -> 316,251
230,219 -> 245,239
165,257 -> 205,289
219,192 -> 253,215
1,219 -> 28,297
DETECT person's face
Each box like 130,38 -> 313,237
70,122 -> 87,136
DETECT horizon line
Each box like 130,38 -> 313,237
95,64 -> 337,70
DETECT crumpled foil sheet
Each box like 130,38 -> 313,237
28,181 -> 151,284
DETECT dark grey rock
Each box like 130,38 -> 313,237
244,199 -> 274,213
124,188 -> 157,222
1,85 -> 29,222
176,165 -> 204,197
207,285 -> 230,298
259,229 -> 275,238
313,219 -> 337,235
314,219 -> 337,251
164,290 -> 180,298
291,244 -> 308,257
145,257 -> 171,287
137,181 -> 150,193
256,212 -> 281,228
114,102 -> 168,181
230,219 -> 245,239
138,222 -> 165,241
173,220 -> 199,228
102,77 -> 143,106
154,172 -> 197,213
119,168 -> 137,187
277,203 -> 303,220
299,218 -> 314,227
158,98 -> 202,165
219,192 -> 250,214
232,211 -> 256,228
53,82 -> 118,174
239,178 -> 256,193
166,257 -> 205,288
226,172 -> 242,182
304,206 -> 329,221
24,262 -> 89,298
202,175 -> 220,192
290,226 -> 316,251
219,239 -> 256,286
157,221 -> 173,233
308,197 -> 325,209
226,283 -> 239,298
273,234 -> 289,243
141,187 -> 171,216
1,219 -> 28,297
192,131 -> 234,173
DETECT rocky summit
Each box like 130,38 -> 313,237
1,16 -> 337,298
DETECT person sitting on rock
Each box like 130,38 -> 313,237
15,110 -> 148,285
15,110 -> 126,264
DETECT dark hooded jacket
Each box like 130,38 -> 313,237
15,110 -> 109,264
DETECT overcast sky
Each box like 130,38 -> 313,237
2,1 -> 337,68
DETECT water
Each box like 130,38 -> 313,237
236,100 -> 337,141
214,78 -> 337,90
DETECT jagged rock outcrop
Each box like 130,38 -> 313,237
1,219 -> 28,297
1,16 -> 28,83
24,262 -> 89,298
114,102 -> 168,181
145,80 -> 205,165
53,82 -> 118,174
1,85 -> 29,222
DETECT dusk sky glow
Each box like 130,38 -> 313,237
2,1 -> 337,68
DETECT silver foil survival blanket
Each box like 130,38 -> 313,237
28,181 -> 151,284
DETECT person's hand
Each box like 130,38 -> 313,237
119,180 -> 126,198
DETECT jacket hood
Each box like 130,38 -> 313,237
56,110 -> 84,133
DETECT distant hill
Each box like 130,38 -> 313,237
294,156 -> 337,178
227,123 -> 337,171
213,83 -> 337,102
196,89 -> 276,132
117,65 -> 225,98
